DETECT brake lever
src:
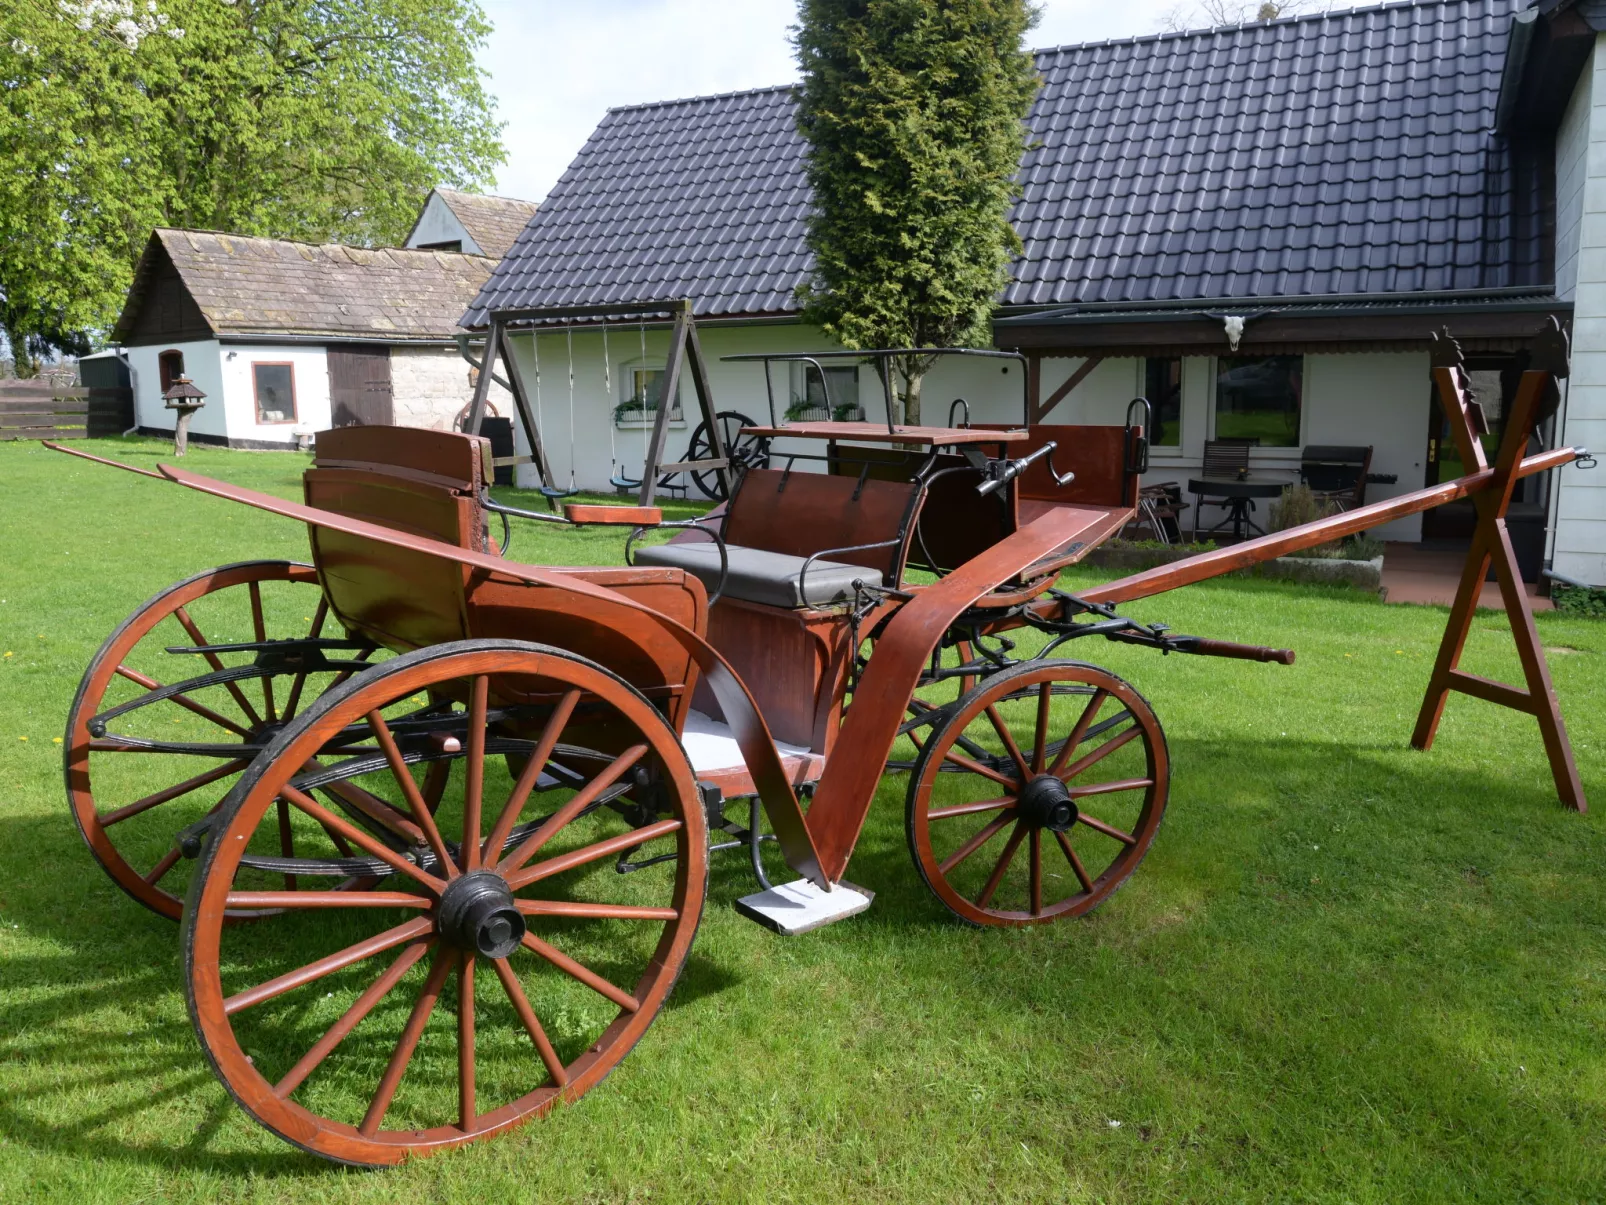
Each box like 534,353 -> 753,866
976,441 -> 1075,497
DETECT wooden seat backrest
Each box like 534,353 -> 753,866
1008,424 -> 1140,509
302,426 -> 489,651
723,467 -> 919,587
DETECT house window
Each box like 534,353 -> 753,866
252,362 -> 297,424
1142,358 -> 1182,447
1214,355 -> 1303,447
787,362 -> 862,421
616,361 -> 682,425
158,349 -> 185,394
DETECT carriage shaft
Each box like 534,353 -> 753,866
1076,444 -> 1580,607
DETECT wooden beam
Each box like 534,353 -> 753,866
1030,357 -> 1103,425
495,325 -> 560,510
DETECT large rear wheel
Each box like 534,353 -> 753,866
183,640 -> 707,1166
64,561 -> 375,920
907,659 -> 1168,926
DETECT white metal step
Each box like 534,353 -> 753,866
734,879 -> 874,936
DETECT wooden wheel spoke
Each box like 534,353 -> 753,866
327,646 -> 377,692
976,822 -> 1027,909
484,689 -> 581,864
463,676 -> 489,871
518,930 -> 638,1012
360,947 -> 454,1137
515,900 -> 678,921
941,748 -> 1020,791
497,744 -> 650,875
248,581 -> 277,723
280,600 -> 329,723
505,816 -> 680,892
367,710 -> 457,877
927,796 -> 1016,821
1075,810 -> 1138,846
225,916 -> 435,1015
1029,828 -> 1043,916
936,811 -> 1015,875
281,785 -> 445,895
1055,830 -> 1096,893
144,847 -> 183,885
274,937 -> 432,1098
113,664 -> 252,738
225,890 -> 432,910
275,798 -> 297,890
100,758 -> 248,826
1032,682 -> 1052,773
1068,777 -> 1153,799
985,705 -> 1032,781
173,605 -> 264,730
1054,724 -> 1142,784
318,777 -> 425,845
1048,689 -> 1107,779
458,953 -> 476,1130
491,956 -> 568,1087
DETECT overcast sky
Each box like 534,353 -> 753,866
476,0 -> 1188,204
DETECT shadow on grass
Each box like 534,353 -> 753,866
0,727 -> 1600,1185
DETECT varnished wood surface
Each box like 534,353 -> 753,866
562,503 -> 663,526
151,462 -> 829,888
724,467 -> 917,584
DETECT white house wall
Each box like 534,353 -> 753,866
218,344 -> 333,444
503,323 -> 1434,543
124,338 -> 225,439
1555,37 -> 1606,585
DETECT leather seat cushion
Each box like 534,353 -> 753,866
634,540 -> 883,608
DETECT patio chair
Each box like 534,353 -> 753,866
1299,444 -> 1372,511
1194,438 -> 1258,537
1122,482 -> 1190,544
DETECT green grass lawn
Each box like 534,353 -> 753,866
1,436 -> 1604,1202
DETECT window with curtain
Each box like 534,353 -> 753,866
252,362 -> 297,423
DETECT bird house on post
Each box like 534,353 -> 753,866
162,375 -> 206,457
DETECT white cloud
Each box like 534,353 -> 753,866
476,0 -> 1187,204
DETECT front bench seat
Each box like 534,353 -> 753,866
633,540 -> 882,609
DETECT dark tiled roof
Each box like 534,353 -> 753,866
465,86 -> 810,326
464,0 -> 1540,328
114,229 -> 498,343
435,189 -> 540,260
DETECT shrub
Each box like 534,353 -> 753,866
1553,584 -> 1606,618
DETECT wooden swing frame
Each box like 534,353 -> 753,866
463,299 -> 735,508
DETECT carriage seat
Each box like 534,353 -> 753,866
633,540 -> 881,608
633,467 -> 913,610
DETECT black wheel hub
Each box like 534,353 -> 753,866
1017,774 -> 1078,832
437,870 -> 525,959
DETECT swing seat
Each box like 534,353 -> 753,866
610,473 -> 642,492
537,484 -> 581,500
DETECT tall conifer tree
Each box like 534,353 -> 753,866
794,0 -> 1039,422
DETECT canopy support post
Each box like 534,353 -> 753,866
1409,323 -> 1585,811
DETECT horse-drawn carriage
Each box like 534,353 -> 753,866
54,324 -> 1588,1165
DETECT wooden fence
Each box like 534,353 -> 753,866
0,381 -> 135,441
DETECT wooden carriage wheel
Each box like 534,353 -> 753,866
183,640 -> 707,1166
906,659 -> 1168,926
64,561 -> 370,920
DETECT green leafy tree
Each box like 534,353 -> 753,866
0,0 -> 504,375
793,0 -> 1039,423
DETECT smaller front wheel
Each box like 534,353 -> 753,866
906,659 -> 1168,926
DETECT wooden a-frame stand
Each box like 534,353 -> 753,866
1410,321 -> 1587,811
462,298 -> 734,509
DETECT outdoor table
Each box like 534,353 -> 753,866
1189,474 -> 1287,541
